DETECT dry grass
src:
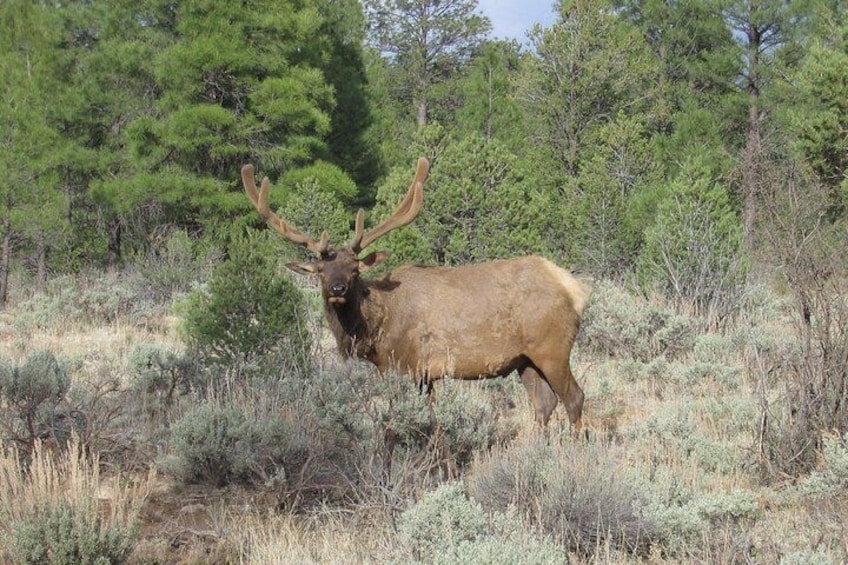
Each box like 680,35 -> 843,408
0,317 -> 182,381
227,509 -> 395,565
0,272 -> 846,564
0,435 -> 154,563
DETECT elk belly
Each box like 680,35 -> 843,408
391,324 -> 525,381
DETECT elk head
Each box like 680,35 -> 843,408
241,158 -> 429,305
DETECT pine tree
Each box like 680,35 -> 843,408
777,6 -> 848,214
456,40 -> 525,147
519,0 -> 659,178
0,1 -> 67,304
59,0 -> 369,263
363,0 -> 491,126
723,0 -> 806,250
636,157 -> 747,316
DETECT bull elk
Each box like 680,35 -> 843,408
241,158 -> 591,431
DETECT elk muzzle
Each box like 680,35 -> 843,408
328,281 -> 348,304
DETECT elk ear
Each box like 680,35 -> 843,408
286,261 -> 318,276
358,251 -> 389,272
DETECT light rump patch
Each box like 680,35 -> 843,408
541,257 -> 592,316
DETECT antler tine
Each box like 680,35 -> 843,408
241,164 -> 330,256
350,208 -> 367,251
352,157 -> 429,253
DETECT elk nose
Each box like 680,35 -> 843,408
329,281 -> 347,296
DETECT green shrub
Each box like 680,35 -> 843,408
679,361 -> 742,390
800,432 -> 848,497
375,377 -> 514,475
155,363 -> 379,506
372,134 -> 550,267
289,362 -> 378,446
163,400 -> 308,488
376,377 -> 436,451
435,531 -> 570,565
581,280 -> 695,361
272,365 -> 515,508
14,273 -> 143,330
641,501 -> 705,555
692,440 -> 742,474
638,468 -> 761,557
432,381 -> 510,467
276,163 -> 358,246
7,501 -> 136,565
639,402 -> 697,449
397,482 -> 568,564
778,548 -> 836,565
635,157 -> 748,318
695,489 -> 760,525
4,351 -> 69,411
126,230 -> 216,302
468,437 -> 655,557
398,482 -> 488,558
0,351 -> 70,449
128,344 -> 203,410
737,283 -> 796,326
315,370 -> 513,476
630,400 -> 742,475
376,379 -> 490,455
176,232 -> 311,370
615,356 -> 715,392
693,333 -> 738,365
697,396 -> 758,439
278,362 -> 427,463
654,313 -> 698,359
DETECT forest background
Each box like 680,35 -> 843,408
0,0 -> 847,563
1,0 -> 844,306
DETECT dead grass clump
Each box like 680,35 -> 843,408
0,436 -> 153,564
467,435 -> 656,558
752,157 -> 848,480
746,493 -> 848,563
226,509 -> 394,565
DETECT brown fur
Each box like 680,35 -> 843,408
303,253 -> 591,429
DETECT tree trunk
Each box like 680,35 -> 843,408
417,99 -> 428,126
35,237 -> 48,293
741,21 -> 763,253
106,217 -> 122,271
0,214 -> 11,309
742,122 -> 762,252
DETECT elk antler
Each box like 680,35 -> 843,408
350,157 -> 429,253
241,164 -> 330,256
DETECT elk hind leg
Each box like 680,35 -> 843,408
520,365 -> 558,426
534,357 -> 584,435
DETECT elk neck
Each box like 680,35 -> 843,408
323,280 -> 385,362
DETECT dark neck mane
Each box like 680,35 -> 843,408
324,282 -> 382,362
